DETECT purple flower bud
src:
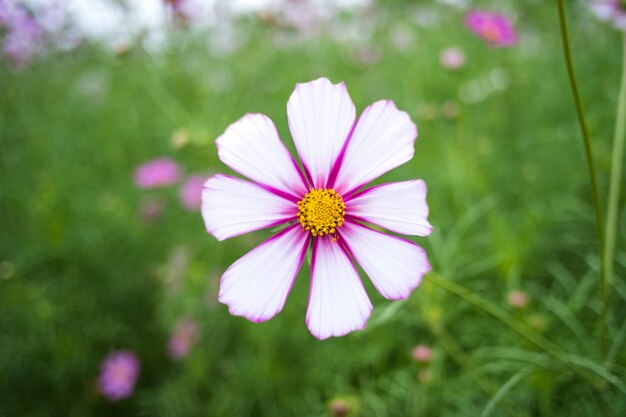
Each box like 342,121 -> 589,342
507,291 -> 528,308
98,351 -> 140,401
411,344 -> 433,362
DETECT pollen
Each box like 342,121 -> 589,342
297,189 -> 346,237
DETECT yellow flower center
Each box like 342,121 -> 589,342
297,189 -> 346,237
482,24 -> 501,42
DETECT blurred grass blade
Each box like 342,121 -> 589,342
602,33 -> 626,359
540,297 -> 593,355
427,274 -> 626,393
359,299 -> 407,335
555,0 -> 607,357
560,354 -> 626,393
425,274 -> 562,356
554,0 -> 604,240
607,318 -> 626,364
480,368 -> 532,417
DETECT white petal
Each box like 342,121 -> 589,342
219,225 -> 309,322
202,174 -> 296,241
287,78 -> 356,189
346,180 -> 432,236
216,113 -> 308,199
340,222 -> 430,300
306,237 -> 372,340
332,100 -> 417,196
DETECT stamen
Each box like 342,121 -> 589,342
297,189 -> 346,237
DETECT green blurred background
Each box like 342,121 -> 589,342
1,0 -> 625,416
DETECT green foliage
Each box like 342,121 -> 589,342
1,1 -> 625,416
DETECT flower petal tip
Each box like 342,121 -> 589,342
308,306 -> 372,341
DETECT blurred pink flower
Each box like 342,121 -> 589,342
134,158 -> 181,188
0,0 -> 16,27
329,398 -> 350,417
98,351 -> 140,401
0,1 -> 43,68
165,0 -> 184,7
465,10 -> 517,47
588,0 -> 626,30
168,318 -> 199,359
164,0 -> 196,22
507,290 -> 528,308
440,47 -> 465,70
180,174 -> 209,211
165,0 -> 190,15
411,344 -> 433,362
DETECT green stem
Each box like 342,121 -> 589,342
424,274 -> 562,357
555,0 -> 606,357
425,275 -> 626,393
602,33 -> 626,357
429,322 -> 523,417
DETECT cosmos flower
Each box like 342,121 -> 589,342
202,78 -> 432,340
440,47 -> 465,70
168,318 -> 199,359
98,351 -> 140,401
465,10 -> 517,47
588,0 -> 626,30
134,158 -> 181,188
179,174 -> 209,211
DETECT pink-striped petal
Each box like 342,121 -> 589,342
340,222 -> 430,300
332,100 -> 417,196
201,174 -> 296,241
287,78 -> 356,189
346,180 -> 432,236
306,237 -> 372,340
216,113 -> 308,199
219,225 -> 309,323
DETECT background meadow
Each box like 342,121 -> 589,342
1,0 -> 625,416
